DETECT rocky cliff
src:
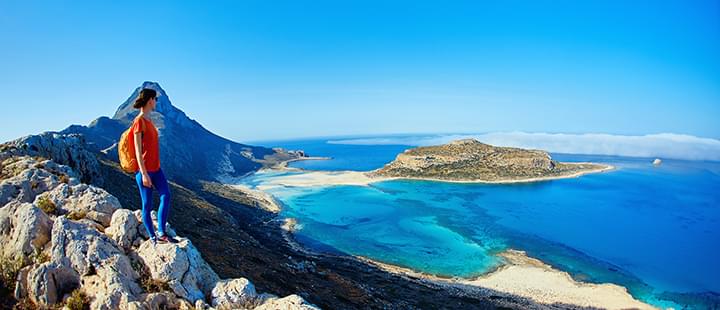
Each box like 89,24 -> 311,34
0,144 -> 318,309
61,81 -> 304,186
369,138 -> 610,182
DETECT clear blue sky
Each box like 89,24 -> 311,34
1,0 -> 719,143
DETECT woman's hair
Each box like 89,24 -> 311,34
133,88 -> 157,109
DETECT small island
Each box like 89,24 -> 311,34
367,138 -> 613,183
252,138 -> 614,189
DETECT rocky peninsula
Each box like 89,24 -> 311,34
368,138 -> 614,183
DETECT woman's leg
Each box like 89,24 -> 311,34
152,168 -> 171,236
135,171 -> 155,239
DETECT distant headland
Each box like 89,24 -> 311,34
367,138 -> 613,183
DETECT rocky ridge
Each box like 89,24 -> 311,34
369,138 -> 611,182
0,142 -> 318,309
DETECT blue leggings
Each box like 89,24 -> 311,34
135,168 -> 171,238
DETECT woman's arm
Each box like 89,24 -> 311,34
134,129 -> 153,188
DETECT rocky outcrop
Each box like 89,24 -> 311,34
137,238 -> 220,303
1,132 -> 103,185
0,202 -> 52,262
1,154 -> 319,309
105,209 -> 139,251
369,138 -> 611,182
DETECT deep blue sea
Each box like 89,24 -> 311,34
244,137 -> 720,309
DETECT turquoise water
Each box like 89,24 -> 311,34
247,138 -> 720,308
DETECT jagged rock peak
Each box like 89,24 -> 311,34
112,81 -> 194,129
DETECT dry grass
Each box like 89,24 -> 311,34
29,248 -> 50,265
131,260 -> 170,293
67,210 -> 87,221
64,289 -> 89,310
0,254 -> 23,293
36,195 -> 57,215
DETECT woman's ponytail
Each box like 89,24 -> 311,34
133,88 -> 157,109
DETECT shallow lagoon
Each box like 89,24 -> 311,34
246,139 -> 720,308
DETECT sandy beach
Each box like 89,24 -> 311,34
253,161 -> 615,190
357,250 -> 656,310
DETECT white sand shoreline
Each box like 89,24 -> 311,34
356,250 -> 656,310
253,158 -> 616,190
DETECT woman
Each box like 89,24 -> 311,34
132,88 -> 179,244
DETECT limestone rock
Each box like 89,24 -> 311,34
1,132 -> 103,185
50,217 -> 142,309
106,209 -> 139,251
0,156 -> 76,206
254,294 -> 320,310
211,278 -> 258,308
137,237 -> 220,303
26,262 -> 80,306
0,202 -> 52,260
43,182 -> 121,227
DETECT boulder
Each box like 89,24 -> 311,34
0,202 -> 52,260
211,278 -> 258,308
50,217 -> 142,309
25,262 -> 80,306
137,237 -> 219,303
106,209 -> 139,251
43,182 -> 121,227
254,294 -> 320,310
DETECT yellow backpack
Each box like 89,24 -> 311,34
118,116 -> 145,173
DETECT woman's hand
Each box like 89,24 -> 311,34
142,172 -> 153,188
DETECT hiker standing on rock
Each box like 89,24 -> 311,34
125,88 -> 179,244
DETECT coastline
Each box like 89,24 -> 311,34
274,213 -> 656,310
282,214 -> 657,309
271,156 -> 332,169
234,157 -> 656,309
356,250 -> 656,310
252,157 -> 615,190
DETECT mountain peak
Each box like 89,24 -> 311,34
112,81 -> 192,129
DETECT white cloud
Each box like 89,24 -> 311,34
327,132 -> 720,161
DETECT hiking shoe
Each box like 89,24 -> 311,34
157,234 -> 179,244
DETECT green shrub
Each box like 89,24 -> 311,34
37,196 -> 57,215
65,289 -> 89,310
59,174 -> 70,184
0,254 -> 23,293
